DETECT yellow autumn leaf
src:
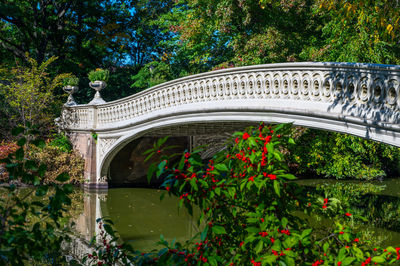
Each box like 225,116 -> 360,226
387,24 -> 393,34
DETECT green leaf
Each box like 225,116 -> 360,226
147,162 -> 157,183
273,180 -> 280,197
144,151 -> 155,162
142,148 -> 154,155
12,127 -> 24,136
15,148 -> 24,161
301,228 -> 312,239
38,164 -> 47,177
262,255 -> 277,264
338,247 -> 347,260
201,226 -> 208,241
25,160 -> 38,171
156,136 -> 169,147
17,137 -> 26,147
342,257 -> 356,265
63,184 -> 74,194
281,217 -> 288,228
55,172 -> 70,182
190,178 -> 198,191
32,139 -> 45,148
353,247 -> 363,259
255,240 -> 264,254
246,227 -> 260,233
285,257 -> 295,266
156,160 -> 167,177
323,242 -> 329,253
214,163 -> 228,172
279,174 -> 296,180
33,176 -> 40,186
283,237 -> 297,249
35,185 -> 48,196
103,224 -> 115,237
212,225 -> 226,234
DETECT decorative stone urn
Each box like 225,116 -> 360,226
88,80 -> 106,105
63,85 -> 78,106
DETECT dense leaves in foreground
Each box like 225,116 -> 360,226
0,125 -> 73,264
86,123 -> 400,265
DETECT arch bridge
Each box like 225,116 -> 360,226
58,62 -> 400,189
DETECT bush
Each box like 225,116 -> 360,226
48,133 -> 73,152
0,125 -> 74,264
28,144 -> 84,184
0,56 -> 70,136
289,129 -> 400,180
86,123 -> 399,265
0,141 -> 19,180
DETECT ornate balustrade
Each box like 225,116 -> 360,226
61,62 -> 400,134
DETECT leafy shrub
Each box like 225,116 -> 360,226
62,75 -> 79,86
88,68 -> 109,82
48,133 -> 73,152
28,144 -> 84,184
0,125 -> 73,264
0,55 -> 70,134
289,129 -> 400,180
0,141 -> 19,180
87,123 -> 400,265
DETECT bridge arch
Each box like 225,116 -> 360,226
98,110 -> 400,184
58,62 -> 400,188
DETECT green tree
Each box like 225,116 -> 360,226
300,0 -> 400,64
0,56 -> 69,134
290,129 -> 400,180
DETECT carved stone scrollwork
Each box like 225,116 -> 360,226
98,137 -> 119,160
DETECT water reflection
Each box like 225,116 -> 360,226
73,188 -> 199,252
72,180 -> 400,253
296,178 -> 400,247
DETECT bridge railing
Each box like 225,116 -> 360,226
59,62 -> 400,132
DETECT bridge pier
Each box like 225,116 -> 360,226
68,132 -> 108,190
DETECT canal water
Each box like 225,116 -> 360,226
70,178 -> 400,253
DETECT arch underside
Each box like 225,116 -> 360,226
98,103 -> 400,182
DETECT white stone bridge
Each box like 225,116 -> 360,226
58,62 -> 400,189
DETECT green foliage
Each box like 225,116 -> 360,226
0,125 -> 73,264
88,68 -> 110,82
290,129 -> 400,180
131,61 -> 173,90
316,182 -> 400,234
302,0 -> 400,64
48,133 -> 73,152
63,76 -> 79,87
0,55 -> 70,134
90,123 -> 398,265
83,218 -> 136,265
27,143 -> 84,185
